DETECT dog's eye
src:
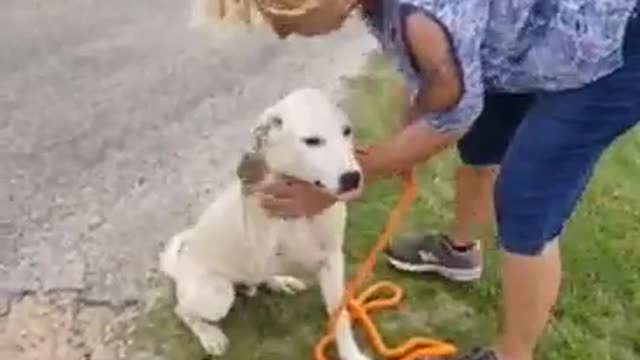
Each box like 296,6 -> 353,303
302,136 -> 325,147
342,126 -> 352,137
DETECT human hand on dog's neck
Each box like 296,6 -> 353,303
257,176 -> 338,219
238,149 -> 340,218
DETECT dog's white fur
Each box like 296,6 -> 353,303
160,88 -> 369,359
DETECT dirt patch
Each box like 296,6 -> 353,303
0,293 -> 137,360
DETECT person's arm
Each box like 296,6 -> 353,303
259,7 -> 486,219
358,10 -> 468,181
357,121 -> 453,182
405,11 -> 463,114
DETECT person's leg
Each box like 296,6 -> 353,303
448,163 -> 497,247
386,93 -> 533,282
491,16 -> 640,360
449,93 -> 533,247
496,241 -> 561,360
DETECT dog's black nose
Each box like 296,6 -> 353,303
338,171 -> 361,193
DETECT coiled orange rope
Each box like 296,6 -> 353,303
313,164 -> 457,360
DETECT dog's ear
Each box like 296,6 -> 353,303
236,151 -> 268,194
237,112 -> 282,194
251,112 -> 283,152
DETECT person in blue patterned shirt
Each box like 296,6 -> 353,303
254,0 -> 640,359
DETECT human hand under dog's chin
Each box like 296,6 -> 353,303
258,177 -> 359,219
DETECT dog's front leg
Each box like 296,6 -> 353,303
319,251 -> 370,360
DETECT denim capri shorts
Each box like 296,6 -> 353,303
457,12 -> 640,255
456,93 -> 533,167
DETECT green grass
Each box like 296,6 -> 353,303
129,54 -> 640,360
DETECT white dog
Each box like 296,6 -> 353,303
160,88 -> 369,360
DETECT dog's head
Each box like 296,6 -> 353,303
247,88 -> 362,201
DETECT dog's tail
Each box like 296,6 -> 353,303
159,230 -> 192,278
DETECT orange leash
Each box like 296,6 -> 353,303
313,167 -> 457,360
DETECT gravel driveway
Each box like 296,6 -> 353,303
0,1 -> 375,358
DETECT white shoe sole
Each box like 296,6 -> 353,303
387,257 -> 482,282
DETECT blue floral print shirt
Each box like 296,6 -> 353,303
363,0 -> 638,134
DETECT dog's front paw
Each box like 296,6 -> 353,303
266,276 -> 307,295
198,325 -> 229,356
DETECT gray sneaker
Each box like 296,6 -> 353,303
385,233 -> 482,282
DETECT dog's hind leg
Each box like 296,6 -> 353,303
174,270 -> 235,356
319,251 -> 370,360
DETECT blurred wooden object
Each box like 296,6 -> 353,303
189,0 -> 265,30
